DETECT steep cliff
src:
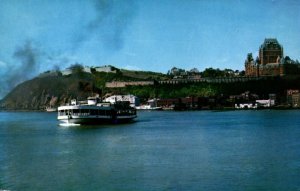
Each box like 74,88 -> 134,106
0,74 -> 98,110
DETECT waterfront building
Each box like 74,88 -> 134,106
235,103 -> 257,109
104,95 -> 140,108
286,89 -> 300,107
235,99 -> 275,109
256,99 -> 275,108
245,38 -> 300,77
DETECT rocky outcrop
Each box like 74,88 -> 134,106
0,74 -> 98,110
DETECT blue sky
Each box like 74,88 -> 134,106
0,0 -> 300,97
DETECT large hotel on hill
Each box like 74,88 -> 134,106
245,38 -> 300,77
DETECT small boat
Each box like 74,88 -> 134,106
135,105 -> 162,110
46,106 -> 57,112
57,97 -> 137,125
136,98 -> 162,110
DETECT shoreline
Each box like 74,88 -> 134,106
2,107 -> 300,112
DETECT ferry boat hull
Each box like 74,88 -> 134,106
58,115 -> 136,125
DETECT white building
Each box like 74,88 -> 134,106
61,66 -> 92,76
235,103 -> 257,109
83,66 -> 92,73
256,99 -> 275,108
104,95 -> 140,107
61,68 -> 72,76
94,65 -> 116,73
235,99 -> 275,109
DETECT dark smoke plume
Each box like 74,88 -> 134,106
0,1 -> 138,98
75,0 -> 137,51
1,41 -> 40,98
13,41 -> 39,74
11,41 -> 39,85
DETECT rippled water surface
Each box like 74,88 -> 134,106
1,110 -> 300,190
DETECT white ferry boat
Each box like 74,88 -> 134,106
57,97 -> 137,125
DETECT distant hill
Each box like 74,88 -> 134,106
2,65 -> 300,110
0,67 -> 168,110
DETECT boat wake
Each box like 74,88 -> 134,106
59,123 -> 81,127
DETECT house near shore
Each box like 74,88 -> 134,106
235,99 -> 275,109
287,89 -> 300,108
235,103 -> 257,109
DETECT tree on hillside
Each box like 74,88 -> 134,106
201,68 -> 242,78
201,68 -> 223,77
69,63 -> 84,74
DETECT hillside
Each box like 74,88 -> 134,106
0,75 -> 91,110
0,68 -> 168,110
120,69 -> 169,80
2,65 -> 300,110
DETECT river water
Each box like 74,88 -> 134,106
0,110 -> 300,190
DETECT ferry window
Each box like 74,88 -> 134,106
81,109 -> 89,115
73,109 -> 79,115
91,109 -> 97,115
